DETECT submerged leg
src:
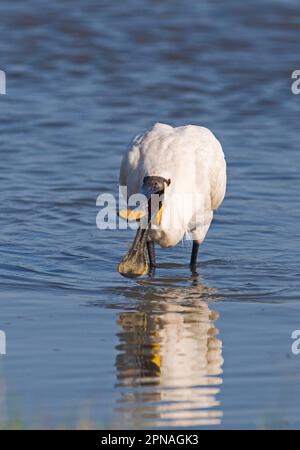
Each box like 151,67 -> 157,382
190,241 -> 199,268
147,240 -> 156,268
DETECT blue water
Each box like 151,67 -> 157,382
0,0 -> 300,429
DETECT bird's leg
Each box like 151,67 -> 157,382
190,241 -> 199,269
147,241 -> 156,277
147,240 -> 156,268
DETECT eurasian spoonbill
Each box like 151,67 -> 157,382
118,123 -> 226,277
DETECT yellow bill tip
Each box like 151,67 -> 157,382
118,260 -> 148,278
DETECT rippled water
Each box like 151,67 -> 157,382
0,0 -> 300,429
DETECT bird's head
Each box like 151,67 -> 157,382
118,176 -> 171,277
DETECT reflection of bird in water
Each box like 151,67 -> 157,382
114,277 -> 224,428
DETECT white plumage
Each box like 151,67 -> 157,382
120,122 -> 226,249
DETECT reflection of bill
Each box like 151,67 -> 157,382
0,70 -> 6,95
115,282 -> 224,428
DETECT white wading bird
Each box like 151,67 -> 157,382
118,123 -> 226,277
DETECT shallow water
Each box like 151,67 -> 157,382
0,0 -> 300,429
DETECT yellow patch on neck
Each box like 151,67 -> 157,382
157,206 -> 163,225
119,206 -> 163,225
119,209 -> 146,222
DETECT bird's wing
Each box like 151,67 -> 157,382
119,133 -> 143,199
210,147 -> 227,210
